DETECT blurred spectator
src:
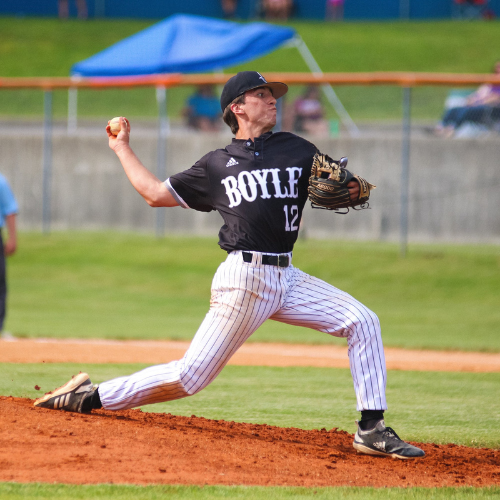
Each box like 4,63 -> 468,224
434,61 -> 500,137
453,0 -> 491,19
0,173 -> 18,338
326,0 -> 344,21
58,0 -> 88,19
261,0 -> 294,20
183,85 -> 222,132
221,0 -> 237,18
291,86 -> 329,136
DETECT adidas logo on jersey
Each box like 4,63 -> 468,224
226,157 -> 239,168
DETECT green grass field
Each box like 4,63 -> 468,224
2,18 -> 499,77
1,18 -> 499,121
1,483 -> 499,500
7,232 -> 500,352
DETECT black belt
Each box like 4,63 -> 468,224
242,251 -> 290,268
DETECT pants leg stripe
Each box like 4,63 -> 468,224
185,260 -> 284,394
271,267 -> 386,411
100,255 -> 284,410
183,260 -> 262,380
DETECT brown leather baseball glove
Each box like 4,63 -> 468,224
308,152 -> 375,213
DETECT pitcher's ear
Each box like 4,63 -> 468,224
231,102 -> 244,115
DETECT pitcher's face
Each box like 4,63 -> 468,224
239,87 -> 277,129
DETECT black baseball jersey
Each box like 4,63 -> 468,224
166,131 -> 317,254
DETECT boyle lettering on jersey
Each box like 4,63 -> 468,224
221,167 -> 303,208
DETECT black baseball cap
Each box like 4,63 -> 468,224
220,71 -> 288,112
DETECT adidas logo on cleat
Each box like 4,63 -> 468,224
53,393 -> 72,409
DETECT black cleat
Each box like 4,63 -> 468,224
34,372 -> 96,413
353,420 -> 425,459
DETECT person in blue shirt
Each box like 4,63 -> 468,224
183,85 -> 222,132
0,173 -> 18,334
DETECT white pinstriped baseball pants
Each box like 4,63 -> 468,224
99,250 -> 387,412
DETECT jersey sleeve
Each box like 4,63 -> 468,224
166,152 -> 215,213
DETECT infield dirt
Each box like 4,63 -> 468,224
1,338 -> 500,372
1,397 -> 499,487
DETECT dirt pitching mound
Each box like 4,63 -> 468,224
1,397 -> 498,488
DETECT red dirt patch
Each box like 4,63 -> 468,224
1,397 -> 499,488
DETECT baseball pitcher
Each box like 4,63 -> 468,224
35,71 -> 424,459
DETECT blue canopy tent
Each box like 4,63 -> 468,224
71,14 -> 295,76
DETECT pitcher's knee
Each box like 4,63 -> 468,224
366,307 -> 381,332
183,381 -> 204,397
348,306 -> 381,339
179,368 -> 211,396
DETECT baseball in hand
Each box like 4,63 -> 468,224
108,117 -> 122,136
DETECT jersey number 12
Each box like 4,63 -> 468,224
284,205 -> 299,232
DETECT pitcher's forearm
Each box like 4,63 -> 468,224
114,145 -> 178,207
